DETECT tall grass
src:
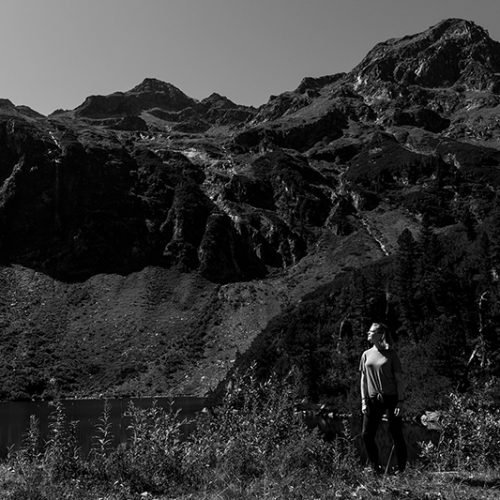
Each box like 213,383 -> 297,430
2,373 -> 499,499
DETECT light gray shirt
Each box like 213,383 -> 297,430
359,346 -> 402,398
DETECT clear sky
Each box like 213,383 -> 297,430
1,0 -> 499,115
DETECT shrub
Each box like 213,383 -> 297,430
181,368 -> 357,495
44,401 -> 80,481
8,405 -> 81,499
420,380 -> 500,471
106,401 -> 186,494
8,416 -> 46,500
87,399 -> 114,480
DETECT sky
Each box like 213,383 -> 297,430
1,0 -> 500,115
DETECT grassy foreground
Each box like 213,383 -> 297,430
0,374 -> 498,500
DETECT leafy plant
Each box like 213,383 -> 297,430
420,380 -> 500,471
44,401 -> 80,481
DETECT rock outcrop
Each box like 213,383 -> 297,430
356,19 -> 500,89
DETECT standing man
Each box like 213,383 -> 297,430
359,322 -> 407,474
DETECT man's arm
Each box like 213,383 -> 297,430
360,371 -> 368,414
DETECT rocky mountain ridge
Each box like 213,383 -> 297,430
1,18 -> 499,400
352,19 -> 500,90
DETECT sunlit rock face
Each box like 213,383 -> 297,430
352,19 -> 500,91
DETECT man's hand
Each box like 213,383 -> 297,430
362,401 -> 369,415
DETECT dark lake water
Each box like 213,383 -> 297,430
0,397 -> 207,458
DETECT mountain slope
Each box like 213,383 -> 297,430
0,19 -> 500,402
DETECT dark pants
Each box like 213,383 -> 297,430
362,394 -> 407,472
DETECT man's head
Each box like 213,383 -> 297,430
367,322 -> 391,347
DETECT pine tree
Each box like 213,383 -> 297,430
396,228 -> 418,342
458,204 -> 476,241
483,189 -> 500,274
416,217 -> 445,319
478,231 -> 494,288
418,216 -> 441,276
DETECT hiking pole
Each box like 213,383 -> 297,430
384,444 -> 395,476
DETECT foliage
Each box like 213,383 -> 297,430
420,379 -> 500,471
111,401 -> 185,493
44,401 -> 81,481
2,372 -> 500,499
2,371 -> 356,498
184,368 -> 355,489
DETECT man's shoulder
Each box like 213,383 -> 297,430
362,347 -> 375,357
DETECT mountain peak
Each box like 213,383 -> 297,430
129,78 -> 183,94
74,78 -> 195,118
352,18 -> 500,90
0,98 -> 45,118
201,93 -> 237,109
428,18 -> 490,40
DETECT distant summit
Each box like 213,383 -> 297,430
0,98 -> 45,119
352,18 -> 500,91
201,93 -> 239,110
127,78 -> 194,109
69,78 -> 256,128
74,78 -> 196,118
129,77 -> 184,94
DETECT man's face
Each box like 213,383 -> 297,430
367,325 -> 381,343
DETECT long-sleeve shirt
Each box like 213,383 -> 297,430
359,346 -> 402,398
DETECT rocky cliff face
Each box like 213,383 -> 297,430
1,19 -> 500,399
352,19 -> 500,90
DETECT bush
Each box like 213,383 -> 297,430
106,401 -> 186,494
8,404 -> 82,500
181,368 -> 357,495
420,380 -> 500,471
44,401 -> 80,481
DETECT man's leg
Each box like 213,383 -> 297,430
362,401 -> 382,472
387,408 -> 407,472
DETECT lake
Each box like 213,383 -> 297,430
0,397 -> 207,458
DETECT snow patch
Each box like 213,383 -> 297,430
353,74 -> 367,91
415,61 -> 426,77
360,217 -> 390,256
49,131 -> 61,150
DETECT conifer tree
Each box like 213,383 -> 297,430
478,231 -> 494,288
396,228 -> 418,342
418,215 -> 441,277
462,205 -> 476,241
487,191 -> 500,272
416,216 -> 446,320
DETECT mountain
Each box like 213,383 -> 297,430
73,78 -> 196,118
0,19 -> 499,406
353,19 -> 500,90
